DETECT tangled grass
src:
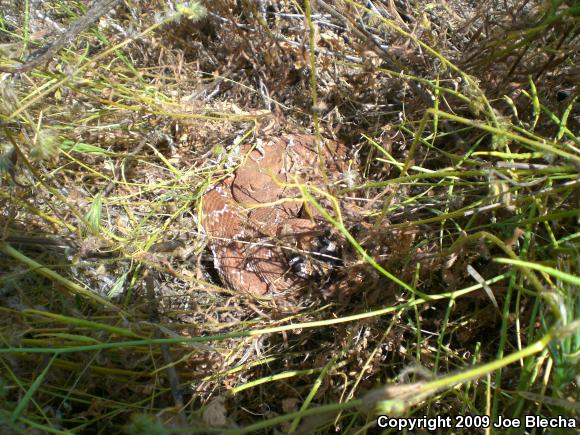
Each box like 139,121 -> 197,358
0,0 -> 578,433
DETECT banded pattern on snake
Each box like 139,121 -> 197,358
201,134 -> 348,295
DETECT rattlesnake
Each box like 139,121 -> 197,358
201,134 -> 349,295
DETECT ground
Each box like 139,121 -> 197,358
0,1 -> 578,433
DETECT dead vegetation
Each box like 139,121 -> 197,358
0,0 -> 578,433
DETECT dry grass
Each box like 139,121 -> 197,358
0,0 -> 578,433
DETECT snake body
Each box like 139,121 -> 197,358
201,134 -> 348,295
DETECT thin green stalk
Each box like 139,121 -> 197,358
0,243 -> 121,312
0,275 -> 507,355
231,368 -> 322,395
300,186 -> 424,297
21,309 -> 140,338
289,342 -> 351,433
342,0 -> 498,126
226,400 -> 362,435
429,109 -> 580,164
495,258 -> 580,286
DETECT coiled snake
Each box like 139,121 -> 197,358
201,134 -> 348,295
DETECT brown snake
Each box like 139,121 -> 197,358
201,134 -> 348,295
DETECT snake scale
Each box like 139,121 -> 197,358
201,134 -> 348,295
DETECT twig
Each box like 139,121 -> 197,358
0,0 -> 121,73
316,0 -> 434,106
144,270 -> 186,420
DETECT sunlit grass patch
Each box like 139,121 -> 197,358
0,0 -> 578,433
